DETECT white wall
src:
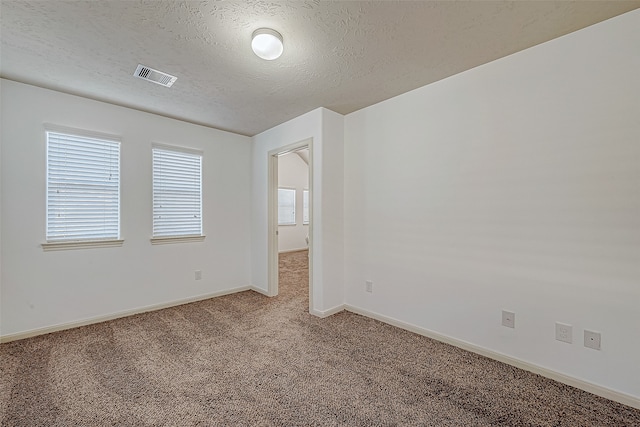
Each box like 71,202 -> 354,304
320,109 -> 345,311
251,108 -> 344,315
0,80 -> 3,324
344,10 -> 640,399
0,80 -> 252,338
278,152 -> 309,253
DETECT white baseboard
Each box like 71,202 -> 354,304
250,285 -> 272,297
0,285 -> 251,344
278,248 -> 309,254
310,304 -> 345,318
344,304 -> 640,410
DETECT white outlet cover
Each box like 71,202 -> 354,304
502,310 -> 515,328
365,280 -> 373,293
584,330 -> 601,350
555,322 -> 572,344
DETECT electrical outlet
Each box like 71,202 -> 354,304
584,330 -> 601,350
365,280 -> 373,293
555,322 -> 572,344
502,310 -> 515,328
195,270 -> 202,280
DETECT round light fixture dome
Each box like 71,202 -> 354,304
251,28 -> 283,60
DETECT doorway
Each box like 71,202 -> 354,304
267,139 -> 313,312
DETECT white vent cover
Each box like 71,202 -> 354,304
133,64 -> 177,87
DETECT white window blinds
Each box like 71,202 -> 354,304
46,130 -> 120,242
278,188 -> 296,225
303,190 -> 309,225
152,146 -> 202,237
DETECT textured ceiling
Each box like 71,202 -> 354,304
1,1 -> 638,136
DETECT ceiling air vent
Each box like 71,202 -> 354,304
133,64 -> 177,87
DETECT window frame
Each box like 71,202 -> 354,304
150,143 -> 205,245
42,125 -> 123,251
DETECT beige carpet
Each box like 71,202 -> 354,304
1,249 -> 639,426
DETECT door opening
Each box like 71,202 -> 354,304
267,139 -> 313,312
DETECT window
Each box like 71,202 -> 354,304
152,145 -> 203,241
45,128 -> 121,246
303,190 -> 309,225
278,188 -> 296,225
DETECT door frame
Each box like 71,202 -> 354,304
267,138 -> 313,311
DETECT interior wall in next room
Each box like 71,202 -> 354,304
278,151 -> 309,253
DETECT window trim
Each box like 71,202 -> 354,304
44,124 -> 122,145
151,143 -> 204,242
150,235 -> 205,245
42,124 -> 122,250
152,142 -> 203,157
42,239 -> 124,251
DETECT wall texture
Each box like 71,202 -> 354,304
278,152 -> 309,253
0,80 -> 252,338
344,11 -> 640,399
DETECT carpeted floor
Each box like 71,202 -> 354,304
1,249 -> 639,426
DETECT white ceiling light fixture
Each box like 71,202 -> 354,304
251,28 -> 284,60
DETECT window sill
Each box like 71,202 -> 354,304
150,235 -> 206,245
42,239 -> 124,251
